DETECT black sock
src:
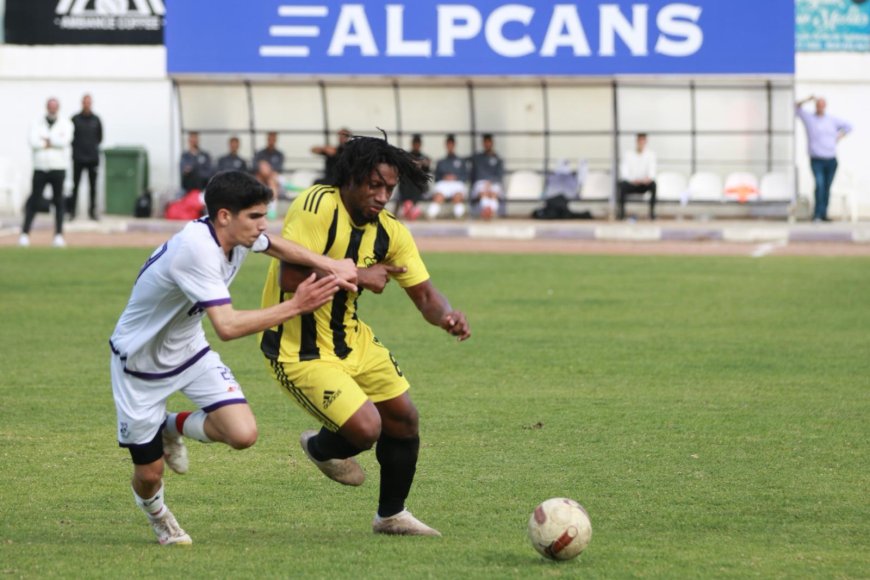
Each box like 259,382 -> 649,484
307,427 -> 362,461
376,434 -> 420,518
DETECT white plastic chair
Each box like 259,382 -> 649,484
505,170 -> 543,200
687,172 -> 723,203
759,172 -> 794,203
581,170 -> 613,201
284,169 -> 322,198
656,171 -> 689,203
723,172 -> 760,203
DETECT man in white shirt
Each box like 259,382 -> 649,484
19,97 -> 74,248
618,133 -> 657,221
110,170 -> 357,546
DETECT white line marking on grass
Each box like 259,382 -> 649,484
751,241 -> 786,258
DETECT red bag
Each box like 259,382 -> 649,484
165,190 -> 205,220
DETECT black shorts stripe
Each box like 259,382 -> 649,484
270,359 -> 338,431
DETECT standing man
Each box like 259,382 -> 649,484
427,133 -> 469,220
216,136 -> 248,173
180,131 -> 213,191
70,93 -> 103,221
796,95 -> 852,222
260,135 -> 471,536
110,170 -> 357,546
19,97 -> 73,248
469,133 -> 504,220
254,131 -> 285,174
617,133 -> 657,221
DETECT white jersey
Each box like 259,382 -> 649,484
110,218 -> 270,378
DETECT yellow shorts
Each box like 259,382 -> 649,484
267,335 -> 409,432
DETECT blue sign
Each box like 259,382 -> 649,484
166,0 -> 795,76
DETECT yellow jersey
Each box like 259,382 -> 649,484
260,185 -> 429,363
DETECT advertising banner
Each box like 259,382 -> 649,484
796,0 -> 870,52
166,0 -> 794,76
4,0 -> 165,45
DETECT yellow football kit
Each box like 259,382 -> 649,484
261,185 -> 430,430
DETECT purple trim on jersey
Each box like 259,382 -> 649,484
200,297 -> 232,309
123,346 -> 211,380
109,339 -> 128,360
202,398 -> 248,413
196,217 -> 221,247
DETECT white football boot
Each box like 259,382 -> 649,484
300,430 -> 365,486
372,509 -> 441,536
150,509 -> 192,546
162,429 -> 189,474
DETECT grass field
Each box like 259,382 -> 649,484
1,247 -> 868,578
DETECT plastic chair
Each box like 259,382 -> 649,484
723,172 -> 760,203
0,156 -> 23,216
830,169 -> 857,223
581,170 -> 613,201
505,170 -> 543,200
687,172 -> 723,202
758,172 -> 794,203
283,169 -> 322,198
656,171 -> 689,203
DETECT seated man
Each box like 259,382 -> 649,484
427,134 -> 469,220
469,133 -> 504,220
397,134 -> 430,221
180,131 -> 213,191
618,133 -> 657,221
217,136 -> 248,173
253,131 -> 285,174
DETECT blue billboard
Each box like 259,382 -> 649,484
166,0 -> 795,76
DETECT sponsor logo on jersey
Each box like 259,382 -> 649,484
54,0 -> 165,32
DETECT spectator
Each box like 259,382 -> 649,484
426,133 -> 468,220
311,127 -> 351,184
398,133 -> 430,220
180,131 -> 213,191
216,136 -> 248,172
70,93 -> 103,221
545,159 -> 580,199
795,95 -> 852,222
19,97 -> 73,248
254,158 -> 281,219
469,133 -> 504,220
254,131 -> 285,174
617,133 -> 657,221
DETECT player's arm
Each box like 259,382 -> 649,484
264,234 -> 357,291
280,262 -> 403,294
404,280 -> 471,341
205,273 -> 339,341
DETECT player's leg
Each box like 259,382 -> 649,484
426,191 -> 445,219
356,339 -> 440,536
269,359 -> 373,485
111,356 -> 192,545
164,353 -> 257,473
451,189 -> 467,219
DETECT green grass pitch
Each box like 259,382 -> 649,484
1,247 -> 868,578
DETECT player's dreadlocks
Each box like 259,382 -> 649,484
332,130 -> 431,193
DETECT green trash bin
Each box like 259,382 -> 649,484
104,146 -> 149,216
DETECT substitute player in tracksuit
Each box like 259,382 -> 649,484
109,171 -> 357,545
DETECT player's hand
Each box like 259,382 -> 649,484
289,273 -> 340,314
327,258 -> 358,292
441,310 -> 471,342
358,264 -> 407,294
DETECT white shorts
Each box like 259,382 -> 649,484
111,349 -> 247,446
432,180 -> 468,199
471,180 -> 503,199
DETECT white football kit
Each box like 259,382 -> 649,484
110,217 -> 270,447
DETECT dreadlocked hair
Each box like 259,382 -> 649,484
332,132 -> 431,193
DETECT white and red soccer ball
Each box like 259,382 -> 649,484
527,498 -> 592,561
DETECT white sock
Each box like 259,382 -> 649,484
133,483 -> 166,520
481,198 -> 498,212
180,409 -> 212,443
426,202 -> 441,219
453,203 -> 466,219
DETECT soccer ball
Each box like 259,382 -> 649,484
527,498 -> 592,561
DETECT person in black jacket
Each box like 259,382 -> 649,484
70,94 -> 103,220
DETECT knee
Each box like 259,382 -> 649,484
226,425 -> 258,450
134,464 -> 164,488
343,410 -> 382,450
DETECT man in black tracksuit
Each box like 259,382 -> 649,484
70,94 -> 103,220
